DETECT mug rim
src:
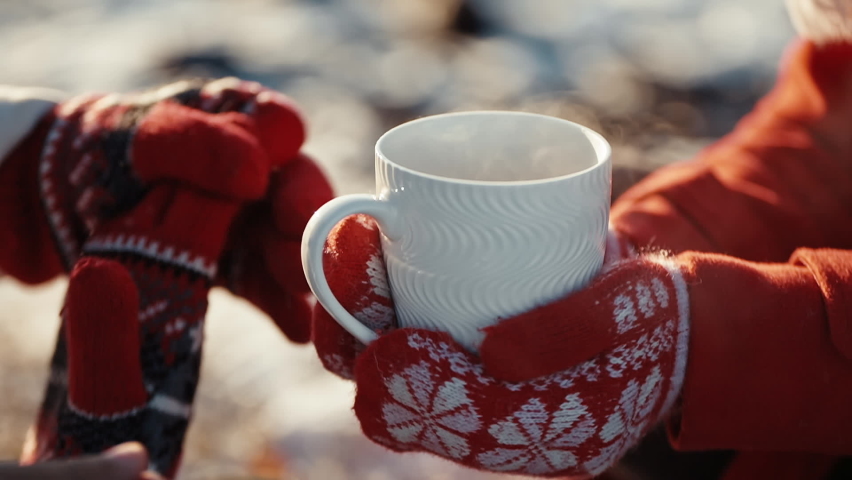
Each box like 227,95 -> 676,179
374,110 -> 612,187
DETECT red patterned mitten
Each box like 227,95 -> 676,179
351,255 -> 690,478
319,216 -> 839,477
22,164 -> 330,476
0,78 -> 332,342
312,214 -> 397,379
0,79 -> 332,344
22,184 -> 253,479
312,215 -> 635,381
311,217 -> 676,476
219,151 -> 333,344
0,79 -> 294,281
135,77 -> 334,343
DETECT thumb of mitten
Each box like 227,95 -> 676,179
312,214 -> 396,379
480,255 -> 689,382
65,257 -> 148,420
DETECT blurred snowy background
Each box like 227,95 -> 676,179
0,0 -> 796,478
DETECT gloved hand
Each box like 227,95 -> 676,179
218,151 -> 333,343
311,214 -> 838,477
0,78 -> 332,343
17,84 -> 284,476
312,215 -> 667,477
22,181 -> 264,479
314,215 -> 687,476
313,215 -> 635,381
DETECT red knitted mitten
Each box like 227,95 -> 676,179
350,254 -> 690,478
312,214 -> 688,476
312,215 -> 635,381
0,78 -> 331,343
16,85 -> 283,476
219,152 -> 333,343
22,184 -> 254,479
315,210 -> 847,476
312,215 -> 397,379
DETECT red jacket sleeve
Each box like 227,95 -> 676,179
611,40 -> 852,263
668,248 -> 852,454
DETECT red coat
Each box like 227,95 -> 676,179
610,39 -> 852,479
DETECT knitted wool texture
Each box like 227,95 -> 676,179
313,215 -> 691,477
0,78 -> 331,343
15,78 -> 323,478
23,186 -> 248,479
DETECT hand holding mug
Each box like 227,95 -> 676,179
303,111 -> 613,351
304,111 -> 676,477
311,212 -> 689,477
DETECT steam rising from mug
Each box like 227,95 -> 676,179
380,114 -> 599,182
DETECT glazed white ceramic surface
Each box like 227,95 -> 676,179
302,111 -> 612,352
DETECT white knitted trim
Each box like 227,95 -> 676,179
787,0 -> 852,44
650,256 -> 690,414
84,234 -> 217,279
0,86 -> 66,166
67,399 -> 145,421
40,112 -> 80,267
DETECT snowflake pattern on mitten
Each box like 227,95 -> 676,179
313,214 -> 397,379
351,256 -> 690,477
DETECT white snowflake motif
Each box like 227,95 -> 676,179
381,361 -> 482,459
584,367 -> 664,475
352,252 -> 395,330
612,278 -> 670,334
407,333 -> 495,386
477,394 -> 595,475
606,318 -> 676,379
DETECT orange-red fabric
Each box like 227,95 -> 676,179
721,452 -> 837,480
669,249 -> 852,456
794,248 -> 852,360
611,39 -> 852,480
612,41 -> 852,262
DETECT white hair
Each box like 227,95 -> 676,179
787,0 -> 852,44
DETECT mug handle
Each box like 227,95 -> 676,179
301,194 -> 400,345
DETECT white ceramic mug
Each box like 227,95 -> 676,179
302,111 -> 612,352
